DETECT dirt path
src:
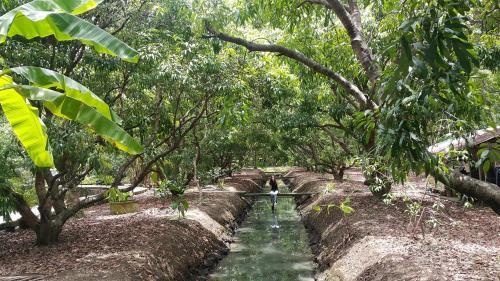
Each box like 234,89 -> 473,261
0,170 -> 264,280
287,169 -> 500,281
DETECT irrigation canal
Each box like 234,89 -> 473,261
210,182 -> 315,281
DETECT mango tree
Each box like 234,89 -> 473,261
199,0 -> 500,212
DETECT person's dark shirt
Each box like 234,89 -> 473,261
270,179 -> 278,191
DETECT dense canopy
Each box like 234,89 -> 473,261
0,0 -> 498,247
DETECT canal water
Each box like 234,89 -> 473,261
210,182 -> 315,281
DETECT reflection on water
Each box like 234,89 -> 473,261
210,184 -> 315,281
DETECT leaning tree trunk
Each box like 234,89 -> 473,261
435,170 -> 500,214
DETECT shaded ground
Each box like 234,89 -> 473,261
0,170 -> 263,281
287,169 -> 500,281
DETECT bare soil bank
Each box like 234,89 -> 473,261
0,170 -> 263,281
286,169 -> 500,281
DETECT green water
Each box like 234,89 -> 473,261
210,184 -> 315,281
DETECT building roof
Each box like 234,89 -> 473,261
428,127 -> 500,154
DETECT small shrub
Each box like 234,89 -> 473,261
105,187 -> 132,203
312,196 -> 355,215
156,179 -> 189,218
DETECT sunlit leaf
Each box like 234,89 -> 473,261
0,0 -> 139,63
312,205 -> 321,212
0,76 -> 53,167
6,66 -> 117,121
14,85 -> 143,155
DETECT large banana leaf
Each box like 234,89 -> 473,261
50,0 -> 103,15
0,76 -> 53,167
5,66 -> 118,122
14,85 -> 143,155
0,0 -> 138,63
2,0 -> 103,16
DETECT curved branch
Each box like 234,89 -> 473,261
204,21 -> 375,109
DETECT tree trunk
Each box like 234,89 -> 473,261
11,191 -> 39,231
435,170 -> 500,214
36,220 -> 63,245
333,167 -> 345,180
253,150 -> 257,169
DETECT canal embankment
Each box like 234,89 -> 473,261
0,169 -> 264,281
286,169 -> 500,281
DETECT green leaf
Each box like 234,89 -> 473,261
56,0 -> 104,15
312,205 -> 321,212
182,200 -> 189,210
482,160 -> 490,174
339,197 -> 354,214
171,202 -> 179,210
0,0 -> 138,63
6,66 -> 116,121
398,35 -> 412,76
3,0 -> 102,16
340,205 -> 354,214
13,85 -> 143,155
0,76 -> 53,167
451,40 -> 472,73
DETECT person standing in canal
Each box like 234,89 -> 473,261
269,175 -> 279,210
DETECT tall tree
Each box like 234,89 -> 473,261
199,0 -> 500,212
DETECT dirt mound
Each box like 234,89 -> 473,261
223,177 -> 262,191
289,171 -> 500,281
0,174 -> 263,280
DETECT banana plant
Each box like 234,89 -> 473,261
0,0 -> 138,62
0,0 -> 142,168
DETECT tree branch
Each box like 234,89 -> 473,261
204,21 -> 375,109
297,0 -> 331,9
323,0 -> 380,84
321,127 -> 352,155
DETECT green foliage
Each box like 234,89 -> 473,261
7,83 -> 143,153
0,0 -> 138,62
0,0 -> 498,242
361,156 -> 393,196
6,66 -> 119,121
0,0 -> 143,167
0,120 -> 33,222
156,179 -> 189,218
105,187 -> 132,203
475,140 -> 500,173
404,201 -> 423,218
157,179 -> 186,197
0,75 -> 53,166
382,192 -> 397,206
339,197 -> 354,215
377,0 -> 487,180
171,198 -> 189,218
0,182 -> 16,223
312,196 -> 355,216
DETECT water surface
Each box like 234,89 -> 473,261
210,184 -> 315,281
